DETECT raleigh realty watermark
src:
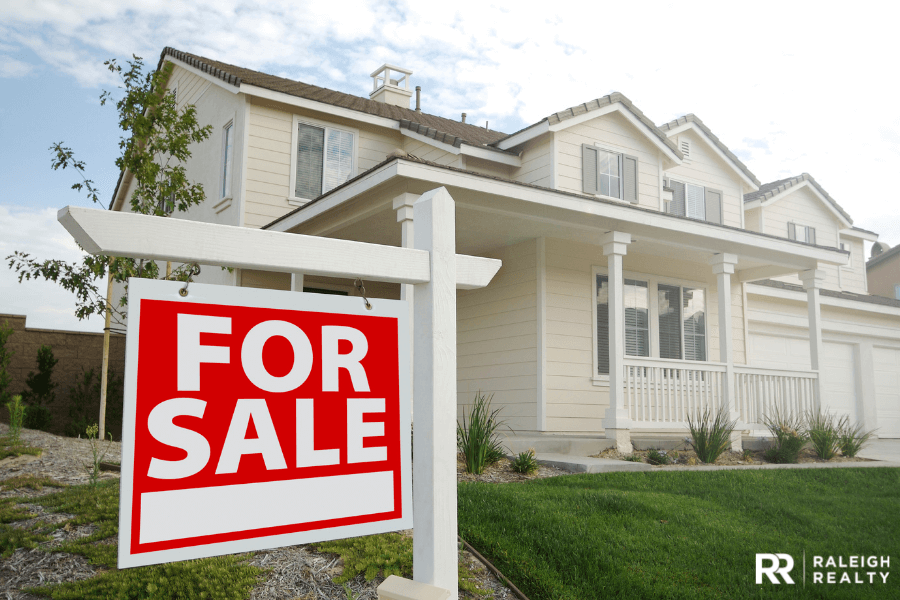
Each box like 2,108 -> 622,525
757,553 -> 890,586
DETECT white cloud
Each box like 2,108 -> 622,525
0,55 -> 34,77
0,205 -> 105,332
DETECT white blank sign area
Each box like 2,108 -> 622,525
139,471 -> 394,544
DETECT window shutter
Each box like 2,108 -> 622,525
704,189 -> 722,224
596,274 -> 610,374
296,123 -> 325,199
622,154 -> 638,204
658,284 -> 682,360
788,222 -> 797,240
670,181 -> 686,216
808,227 -> 816,245
583,145 -> 599,194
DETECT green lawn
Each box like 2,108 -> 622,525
458,468 -> 900,600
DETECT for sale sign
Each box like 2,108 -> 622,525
118,279 -> 411,568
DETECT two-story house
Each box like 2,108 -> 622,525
110,47 -> 900,450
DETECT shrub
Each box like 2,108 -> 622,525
762,406 -> 807,463
805,409 -> 843,460
838,420 -> 876,458
66,367 -> 125,440
5,395 -> 25,446
512,448 -> 539,475
622,454 -> 643,462
686,405 -> 737,464
645,448 -> 672,465
21,345 -> 58,431
457,391 -> 506,474
316,533 -> 412,582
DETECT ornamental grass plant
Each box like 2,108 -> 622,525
457,391 -> 506,474
805,408 -> 843,460
762,405 -> 807,463
685,405 -> 737,464
838,420 -> 876,458
512,448 -> 540,475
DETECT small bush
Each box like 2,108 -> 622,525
5,395 -> 25,446
65,367 -> 125,441
806,409 -> 843,460
622,454 -> 643,462
686,405 -> 737,464
23,405 -> 52,431
839,421 -> 876,458
762,406 -> 807,464
457,391 -> 506,475
21,345 -> 57,431
316,533 -> 412,582
645,448 -> 671,465
512,448 -> 539,475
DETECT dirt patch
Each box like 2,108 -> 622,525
457,455 -> 572,483
592,445 -> 874,467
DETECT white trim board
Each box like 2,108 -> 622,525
746,284 -> 900,318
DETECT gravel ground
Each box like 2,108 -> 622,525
1,424 -> 543,599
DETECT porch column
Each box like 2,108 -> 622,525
799,269 -> 826,409
600,231 -> 632,453
290,273 -> 304,292
394,193 -> 417,417
709,253 -> 742,451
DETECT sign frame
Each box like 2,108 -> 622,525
118,278 -> 412,568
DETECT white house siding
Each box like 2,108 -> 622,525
663,128 -> 743,228
555,112 -> 660,210
400,138 -> 457,166
457,239 -> 537,432
838,236 -> 867,294
511,135 -> 552,187
762,186 -> 843,289
744,206 -> 762,233
464,155 -> 513,179
541,238 -> 747,433
746,290 -> 900,435
243,99 -> 401,229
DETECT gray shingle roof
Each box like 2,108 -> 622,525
750,279 -> 900,309
742,173 -> 853,225
657,114 -> 761,187
159,47 -> 509,149
867,243 -> 900,269
491,92 -> 682,158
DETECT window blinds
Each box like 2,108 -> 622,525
683,288 -> 706,361
686,183 -> 705,219
596,275 -> 609,374
324,129 -> 353,193
658,284 -> 682,359
295,123 -> 325,200
624,279 -> 649,358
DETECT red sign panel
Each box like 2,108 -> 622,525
118,280 -> 411,568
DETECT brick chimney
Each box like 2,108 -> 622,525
370,64 -> 413,108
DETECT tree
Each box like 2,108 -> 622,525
7,55 -> 213,438
21,345 -> 58,431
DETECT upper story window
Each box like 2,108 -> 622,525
840,242 -> 853,269
895,284 -> 900,300
582,144 -> 638,204
788,222 -> 816,245
594,269 -> 707,376
290,116 -> 356,203
665,177 -> 722,224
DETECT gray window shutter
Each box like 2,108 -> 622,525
808,227 -> 816,245
623,154 -> 638,204
704,189 -> 723,224
788,222 -> 797,240
582,144 -> 599,195
670,181 -> 686,216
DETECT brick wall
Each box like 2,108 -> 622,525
0,313 -> 126,436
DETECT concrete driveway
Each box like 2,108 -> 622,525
859,439 -> 900,463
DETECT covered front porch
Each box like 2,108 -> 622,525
265,157 -> 848,452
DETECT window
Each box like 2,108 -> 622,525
582,144 -> 638,203
895,285 -> 900,300
221,121 -> 234,199
291,118 -> 355,202
594,270 -> 707,375
667,178 -> 722,224
788,222 -> 816,245
840,242 -> 853,269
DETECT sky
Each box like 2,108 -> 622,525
1,0 -> 899,333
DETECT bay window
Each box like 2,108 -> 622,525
289,116 -> 356,203
594,268 -> 708,376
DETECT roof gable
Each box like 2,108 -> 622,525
658,114 -> 760,189
743,173 -> 853,226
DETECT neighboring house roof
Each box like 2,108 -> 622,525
743,173 -> 853,225
159,47 -> 508,148
867,243 -> 900,269
750,279 -> 900,309
657,114 -> 761,187
491,92 -> 683,160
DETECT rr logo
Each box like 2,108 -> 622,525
756,553 -> 795,584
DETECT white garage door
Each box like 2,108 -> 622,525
874,347 -> 900,438
748,334 -> 858,423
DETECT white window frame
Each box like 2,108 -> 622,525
666,175 -> 706,220
591,143 -> 625,201
591,265 -> 709,385
220,119 -> 235,201
789,222 -> 815,244
288,114 -> 359,206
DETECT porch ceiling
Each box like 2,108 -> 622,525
271,158 -> 848,281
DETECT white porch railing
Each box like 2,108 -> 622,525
623,358 -> 819,429
623,357 -> 727,427
734,365 -> 819,428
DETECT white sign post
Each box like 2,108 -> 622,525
58,187 -> 500,599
